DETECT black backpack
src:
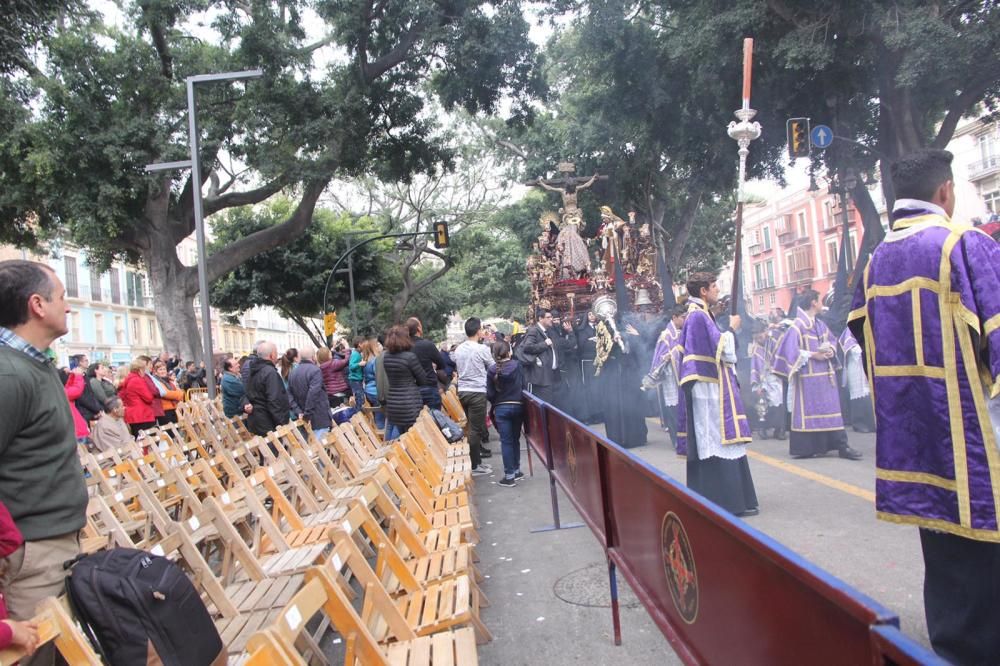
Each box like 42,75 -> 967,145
65,547 -> 224,666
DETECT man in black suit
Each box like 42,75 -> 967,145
519,309 -> 560,404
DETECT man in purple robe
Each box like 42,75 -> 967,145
849,149 -> 1000,664
678,272 -> 758,516
837,328 -> 874,433
750,326 -> 785,440
772,289 -> 862,460
645,305 -> 687,454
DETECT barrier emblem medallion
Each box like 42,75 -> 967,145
565,428 -> 578,485
661,511 -> 698,624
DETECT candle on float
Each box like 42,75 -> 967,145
742,38 -> 753,108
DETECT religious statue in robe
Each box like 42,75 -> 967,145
597,206 -> 626,272
554,210 -> 592,279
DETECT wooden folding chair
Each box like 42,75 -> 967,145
0,597 -> 102,665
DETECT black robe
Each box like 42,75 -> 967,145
576,322 -> 603,424
598,339 -> 647,448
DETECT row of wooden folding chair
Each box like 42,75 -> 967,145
67,394 -> 488,662
241,540 -> 479,665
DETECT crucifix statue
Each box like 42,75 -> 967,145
525,162 -> 607,216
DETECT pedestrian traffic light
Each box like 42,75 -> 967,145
324,312 -> 337,337
787,118 -> 811,159
433,221 -> 450,249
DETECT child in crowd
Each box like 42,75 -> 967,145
0,502 -> 39,656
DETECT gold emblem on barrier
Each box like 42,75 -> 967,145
565,428 -> 578,486
661,512 -> 698,624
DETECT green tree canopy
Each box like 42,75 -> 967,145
209,199 -> 392,346
0,0 -> 541,360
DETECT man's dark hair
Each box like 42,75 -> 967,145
890,149 -> 954,202
536,308 -> 552,320
0,260 -> 56,328
686,272 -> 717,300
464,317 -> 482,338
69,354 -> 86,367
672,305 -> 688,319
185,360 -> 196,369
405,317 -> 422,337
798,288 -> 820,311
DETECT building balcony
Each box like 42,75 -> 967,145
748,243 -> 762,256
970,155 -> 1000,181
776,228 -> 795,242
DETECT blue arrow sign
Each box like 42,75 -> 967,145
811,124 -> 833,149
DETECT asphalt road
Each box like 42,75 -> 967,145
473,418 -> 930,665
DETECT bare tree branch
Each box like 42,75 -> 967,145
202,176 -> 289,218
933,74 -> 1000,149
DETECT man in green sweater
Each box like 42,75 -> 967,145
0,260 -> 87,625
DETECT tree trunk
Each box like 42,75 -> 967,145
665,185 -> 705,269
144,228 -> 201,361
283,309 -> 325,349
391,289 -> 412,325
141,178 -> 329,362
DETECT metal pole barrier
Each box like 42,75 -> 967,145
530,401 -> 583,533
347,251 -> 357,334
608,558 -> 623,646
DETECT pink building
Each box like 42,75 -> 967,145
741,184 -> 865,317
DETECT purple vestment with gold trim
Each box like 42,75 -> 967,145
678,304 -> 751,445
772,309 -> 845,433
649,321 -> 688,456
850,213 -> 1000,542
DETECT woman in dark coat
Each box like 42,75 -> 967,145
382,325 -> 434,436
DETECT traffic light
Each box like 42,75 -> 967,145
787,118 -> 811,159
324,312 -> 337,337
433,221 -> 450,249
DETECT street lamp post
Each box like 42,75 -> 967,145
146,69 -> 263,400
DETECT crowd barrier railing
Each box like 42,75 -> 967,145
521,392 -> 943,665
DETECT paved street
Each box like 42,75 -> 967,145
474,419 -> 929,665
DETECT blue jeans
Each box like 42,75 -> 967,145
312,427 -> 330,440
493,403 -> 524,478
385,423 -> 401,441
349,380 -> 365,408
365,392 -> 386,429
420,385 -> 442,410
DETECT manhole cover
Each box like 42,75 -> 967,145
553,562 -> 641,609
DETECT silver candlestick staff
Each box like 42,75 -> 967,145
726,38 -> 762,315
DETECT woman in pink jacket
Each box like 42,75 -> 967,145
61,367 -> 90,441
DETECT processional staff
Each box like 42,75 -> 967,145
726,38 -> 762,315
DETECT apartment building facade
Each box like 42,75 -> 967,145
741,186 -> 864,317
1,243 -> 316,366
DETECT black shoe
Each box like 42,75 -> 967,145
513,471 -> 525,480
498,477 -> 517,488
737,507 -> 760,517
479,447 -> 493,458
775,431 -> 787,440
853,425 -> 874,434
839,446 -> 863,460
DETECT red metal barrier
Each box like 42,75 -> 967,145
522,392 -> 940,665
